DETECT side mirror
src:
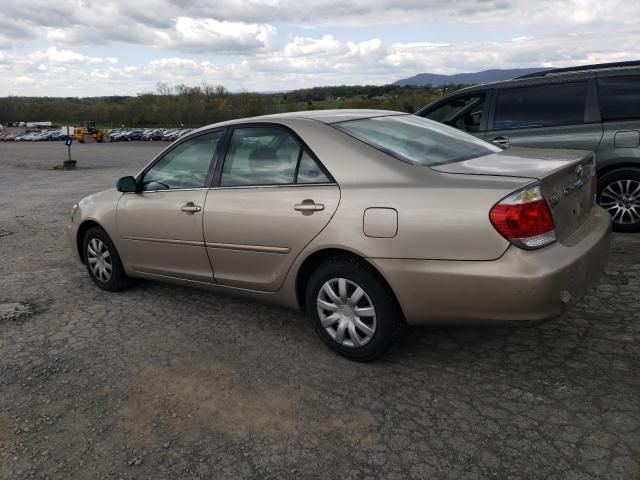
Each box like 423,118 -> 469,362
116,176 -> 139,193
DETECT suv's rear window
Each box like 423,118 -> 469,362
494,81 -> 588,130
334,115 -> 500,166
597,75 -> 640,121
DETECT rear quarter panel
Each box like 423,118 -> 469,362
308,176 -> 528,261
276,118 -> 531,261
596,119 -> 640,172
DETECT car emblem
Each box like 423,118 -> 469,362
575,164 -> 584,179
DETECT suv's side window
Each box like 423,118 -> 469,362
421,93 -> 486,133
494,81 -> 588,130
597,75 -> 640,121
142,131 -> 223,191
220,127 -> 330,187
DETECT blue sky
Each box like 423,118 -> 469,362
0,0 -> 638,96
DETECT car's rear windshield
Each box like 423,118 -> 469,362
333,114 -> 501,166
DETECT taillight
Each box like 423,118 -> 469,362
490,184 -> 556,250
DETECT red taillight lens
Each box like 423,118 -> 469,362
490,185 -> 556,250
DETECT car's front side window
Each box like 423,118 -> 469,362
421,93 -> 486,133
142,131 -> 223,191
220,127 -> 330,187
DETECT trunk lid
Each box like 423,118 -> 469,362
432,147 -> 597,243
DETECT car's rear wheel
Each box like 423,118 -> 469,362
305,256 -> 405,361
597,168 -> 640,232
82,227 -> 131,292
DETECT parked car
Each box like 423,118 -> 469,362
124,129 -> 144,141
109,129 -> 131,141
416,60 -> 640,232
142,128 -> 165,141
68,110 -> 610,361
161,129 -> 179,141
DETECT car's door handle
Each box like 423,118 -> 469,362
491,136 -> 510,145
294,200 -> 325,212
180,202 -> 202,214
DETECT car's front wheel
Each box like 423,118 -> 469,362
597,168 -> 640,232
305,256 -> 405,361
82,227 -> 131,292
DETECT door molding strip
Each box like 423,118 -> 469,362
205,242 -> 290,254
122,236 -> 204,247
122,236 -> 290,254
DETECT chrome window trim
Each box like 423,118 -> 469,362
124,183 -> 338,193
123,187 -> 210,194
207,182 -> 338,191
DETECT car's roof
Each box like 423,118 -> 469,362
251,109 -> 404,124
200,109 -> 406,130
421,63 -> 640,106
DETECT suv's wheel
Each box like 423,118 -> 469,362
82,227 -> 132,291
305,256 -> 405,362
597,168 -> 640,232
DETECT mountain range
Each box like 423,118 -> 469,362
393,68 -> 545,87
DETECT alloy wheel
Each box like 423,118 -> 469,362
87,238 -> 113,282
600,179 -> 640,225
317,278 -> 377,348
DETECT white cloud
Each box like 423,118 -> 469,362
15,76 -> 36,85
0,1 -> 639,96
149,58 -> 201,70
283,35 -> 341,57
46,47 -> 103,65
3,26 -> 639,97
162,17 -> 277,52
2,0 -> 640,52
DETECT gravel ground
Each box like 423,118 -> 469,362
0,142 -> 639,480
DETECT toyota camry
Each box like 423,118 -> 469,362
68,110 -> 611,361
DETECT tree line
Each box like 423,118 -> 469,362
0,83 -> 468,128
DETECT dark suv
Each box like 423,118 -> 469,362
416,61 -> 640,232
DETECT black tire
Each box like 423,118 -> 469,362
82,227 -> 132,292
597,168 -> 640,233
305,255 -> 405,362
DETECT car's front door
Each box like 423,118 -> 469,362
116,130 -> 224,282
203,125 -> 340,291
484,80 -> 604,150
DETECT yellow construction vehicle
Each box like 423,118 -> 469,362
73,121 -> 110,143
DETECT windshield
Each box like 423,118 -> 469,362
333,114 -> 501,166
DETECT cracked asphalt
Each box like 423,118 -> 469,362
0,142 -> 639,480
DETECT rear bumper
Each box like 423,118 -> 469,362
369,207 -> 611,326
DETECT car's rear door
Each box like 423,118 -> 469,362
203,125 -> 340,292
116,130 -> 224,282
484,79 -> 604,150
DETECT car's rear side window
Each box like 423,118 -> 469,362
494,81 -> 588,130
220,127 -> 331,186
597,75 -> 640,121
334,115 -> 500,166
